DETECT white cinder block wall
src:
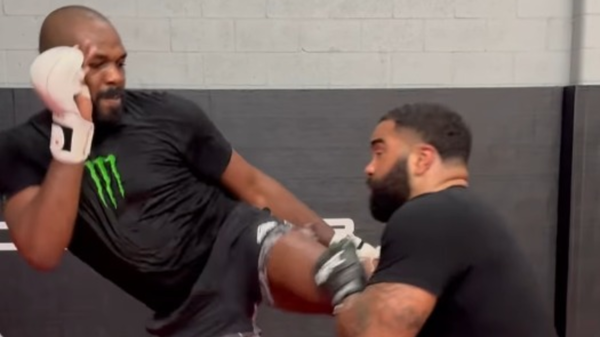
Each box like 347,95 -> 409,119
0,0 -> 583,89
574,0 -> 600,83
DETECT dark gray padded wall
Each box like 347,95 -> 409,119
0,254 -> 150,337
0,90 -> 14,131
566,86 -> 600,337
0,87 -> 562,337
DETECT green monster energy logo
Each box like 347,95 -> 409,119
85,154 -> 125,209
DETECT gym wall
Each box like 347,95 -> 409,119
0,0 -> 573,88
0,1 -> 596,337
565,2 -> 600,337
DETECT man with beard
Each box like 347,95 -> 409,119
0,5 -> 377,337
333,103 -> 558,337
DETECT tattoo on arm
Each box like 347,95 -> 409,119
337,283 -> 437,337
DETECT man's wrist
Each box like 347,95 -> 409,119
333,292 -> 361,315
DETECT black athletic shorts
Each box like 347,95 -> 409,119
145,203 -> 293,337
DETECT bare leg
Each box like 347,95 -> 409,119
262,227 -> 367,314
267,228 -> 333,314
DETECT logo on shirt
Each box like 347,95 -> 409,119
85,154 -> 125,209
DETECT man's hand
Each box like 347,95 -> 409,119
361,257 -> 379,278
335,283 -> 437,337
298,223 -> 380,278
74,41 -> 96,122
329,231 -> 380,263
313,238 -> 369,307
30,43 -> 95,164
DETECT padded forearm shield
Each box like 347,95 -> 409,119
314,238 -> 368,307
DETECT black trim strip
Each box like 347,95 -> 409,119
554,86 -> 576,337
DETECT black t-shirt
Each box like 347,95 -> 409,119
0,91 -> 239,314
369,186 -> 557,337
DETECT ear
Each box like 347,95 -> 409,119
412,144 -> 437,176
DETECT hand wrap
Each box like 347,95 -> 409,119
330,232 -> 380,261
30,46 -> 94,164
314,238 -> 368,307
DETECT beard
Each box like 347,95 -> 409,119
367,157 -> 412,223
92,101 -> 123,126
92,87 -> 125,127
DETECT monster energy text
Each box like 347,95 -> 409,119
85,154 -> 125,209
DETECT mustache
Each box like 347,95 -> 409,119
96,87 -> 124,100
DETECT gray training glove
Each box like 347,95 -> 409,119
313,238 -> 368,308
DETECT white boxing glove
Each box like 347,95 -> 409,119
30,46 -> 94,164
330,232 -> 380,261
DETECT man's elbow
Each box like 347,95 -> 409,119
20,248 -> 63,272
247,192 -> 269,210
12,237 -> 65,272
239,174 -> 271,209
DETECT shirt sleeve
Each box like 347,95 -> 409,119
368,199 -> 472,296
162,94 -> 233,182
0,129 -> 47,201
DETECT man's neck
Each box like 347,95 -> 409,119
410,167 -> 469,199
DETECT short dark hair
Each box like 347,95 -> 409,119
38,5 -> 110,53
380,103 -> 472,163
